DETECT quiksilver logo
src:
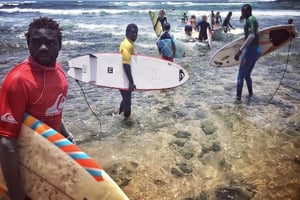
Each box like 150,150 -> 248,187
1,113 -> 17,124
46,93 -> 66,116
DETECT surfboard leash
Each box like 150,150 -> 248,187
75,79 -> 103,140
267,38 -> 293,103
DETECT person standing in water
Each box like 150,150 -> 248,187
119,23 -> 138,119
0,16 -> 74,200
215,11 -> 222,26
196,15 -> 212,44
157,22 -> 176,62
222,11 -> 235,33
234,4 -> 261,101
182,13 -> 188,23
154,9 -> 167,32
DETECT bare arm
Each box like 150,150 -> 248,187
60,121 -> 75,143
239,33 -> 255,51
0,136 -> 27,200
123,64 -> 136,91
234,33 -> 255,61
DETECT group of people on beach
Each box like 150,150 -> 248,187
0,3 -> 285,199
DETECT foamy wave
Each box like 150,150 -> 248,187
76,23 -> 113,31
127,2 -> 156,7
187,9 -> 300,19
228,0 -> 276,2
63,40 -> 93,46
0,7 -> 149,15
0,1 -> 36,8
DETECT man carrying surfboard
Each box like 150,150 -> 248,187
154,9 -> 167,32
234,4 -> 261,100
119,23 -> 138,119
157,22 -> 176,62
0,17 -> 74,200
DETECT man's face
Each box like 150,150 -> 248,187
241,7 -> 251,19
127,27 -> 138,42
28,28 -> 61,66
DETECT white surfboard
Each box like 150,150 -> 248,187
209,24 -> 297,67
212,27 -> 224,40
67,53 -> 189,91
0,113 -> 129,200
176,30 -> 211,50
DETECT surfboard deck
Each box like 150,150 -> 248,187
174,40 -> 195,57
148,10 -> 194,58
209,24 -> 297,67
149,10 -> 162,37
212,27 -> 224,41
176,30 -> 211,51
0,113 -> 129,200
67,53 -> 189,91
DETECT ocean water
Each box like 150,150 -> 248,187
1,0 -> 300,199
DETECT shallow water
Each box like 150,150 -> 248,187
0,36 -> 299,200
61,39 -> 300,199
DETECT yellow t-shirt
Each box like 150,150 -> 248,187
119,37 -> 135,64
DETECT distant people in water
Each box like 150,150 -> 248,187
182,13 -> 188,23
215,11 -> 222,26
154,9 -> 168,32
184,15 -> 196,36
210,10 -> 216,27
222,11 -> 235,33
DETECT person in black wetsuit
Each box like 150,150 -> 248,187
222,11 -> 235,33
197,15 -> 212,42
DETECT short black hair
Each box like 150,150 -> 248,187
164,22 -> 170,31
25,17 -> 63,44
242,4 -> 252,12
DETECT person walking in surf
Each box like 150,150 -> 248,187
234,4 -> 261,101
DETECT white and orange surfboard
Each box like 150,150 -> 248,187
0,113 -> 129,200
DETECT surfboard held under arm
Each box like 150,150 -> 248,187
209,24 -> 297,67
0,113 -> 129,199
67,53 -> 189,91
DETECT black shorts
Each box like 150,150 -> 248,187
184,25 -> 192,32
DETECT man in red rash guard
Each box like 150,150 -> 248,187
0,17 -> 74,200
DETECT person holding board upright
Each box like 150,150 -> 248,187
154,9 -> 167,32
234,4 -> 261,101
0,17 -> 74,200
119,23 -> 138,119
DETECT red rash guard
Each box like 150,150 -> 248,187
0,57 -> 68,137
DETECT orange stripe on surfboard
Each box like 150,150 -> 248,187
23,113 -> 104,182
